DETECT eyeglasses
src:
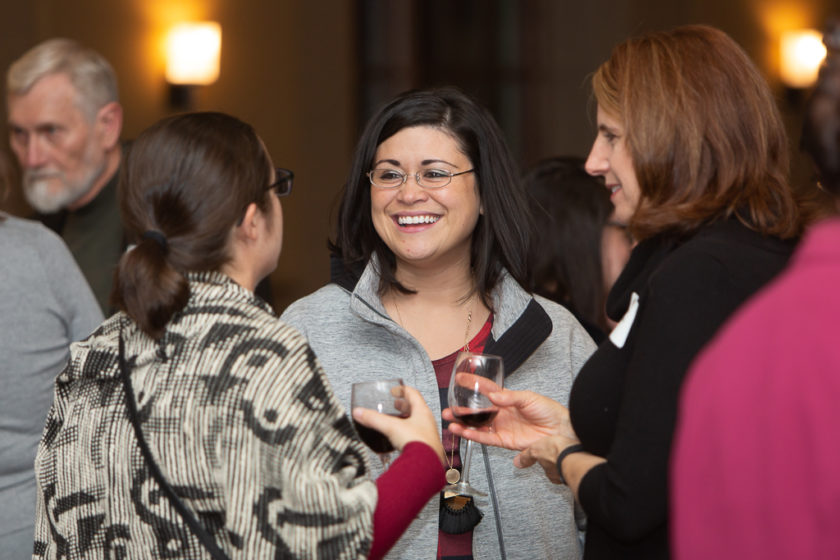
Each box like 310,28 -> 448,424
367,167 -> 474,189
269,167 -> 294,197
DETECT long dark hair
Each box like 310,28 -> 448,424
331,87 -> 530,309
525,156 -> 613,330
113,112 -> 272,339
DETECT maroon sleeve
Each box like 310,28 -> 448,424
368,441 -> 445,559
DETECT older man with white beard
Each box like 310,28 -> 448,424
7,38 -> 124,313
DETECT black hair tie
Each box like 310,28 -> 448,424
141,230 -> 168,252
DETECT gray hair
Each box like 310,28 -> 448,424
7,38 -> 118,121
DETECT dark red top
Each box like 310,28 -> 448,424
435,316 -> 493,560
369,315 -> 493,560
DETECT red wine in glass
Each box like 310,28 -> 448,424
352,410 -> 409,453
352,421 -> 394,453
451,408 -> 498,428
446,352 -> 504,497
350,378 -> 407,467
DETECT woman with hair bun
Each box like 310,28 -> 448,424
32,112 -> 446,559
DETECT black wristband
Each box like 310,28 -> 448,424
555,443 -> 584,486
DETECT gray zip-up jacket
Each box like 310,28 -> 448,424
282,258 -> 595,559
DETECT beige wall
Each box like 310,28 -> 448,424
519,0 -> 835,168
1,0 -> 835,311
0,0 -> 357,312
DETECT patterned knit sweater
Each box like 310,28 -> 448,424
33,271 -> 377,559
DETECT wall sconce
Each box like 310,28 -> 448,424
780,29 -> 827,89
165,22 -> 222,110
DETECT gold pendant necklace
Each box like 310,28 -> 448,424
389,291 -> 474,486
445,295 -> 474,485
444,430 -> 461,484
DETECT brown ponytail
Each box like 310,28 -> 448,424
112,112 -> 272,339
114,236 -> 188,338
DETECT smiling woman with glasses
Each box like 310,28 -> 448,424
282,87 -> 595,560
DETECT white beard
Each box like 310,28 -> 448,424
23,160 -> 105,214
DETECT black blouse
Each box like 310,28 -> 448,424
569,219 -> 796,559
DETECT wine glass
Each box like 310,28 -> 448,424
446,352 -> 504,497
350,378 -> 409,468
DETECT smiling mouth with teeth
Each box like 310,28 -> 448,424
397,215 -> 440,226
610,185 -> 621,194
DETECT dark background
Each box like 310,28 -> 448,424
0,0 -> 833,311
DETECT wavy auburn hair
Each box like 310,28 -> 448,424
592,25 -> 801,240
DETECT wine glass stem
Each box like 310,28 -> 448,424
461,440 -> 474,485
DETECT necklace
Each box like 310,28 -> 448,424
462,305 -> 473,353
390,291 -> 473,485
444,432 -> 461,484
446,295 -> 473,485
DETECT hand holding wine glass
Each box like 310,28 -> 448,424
445,352 -> 504,497
444,388 -> 577,451
351,380 -> 445,467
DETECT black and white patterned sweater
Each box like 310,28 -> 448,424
33,271 -> 377,559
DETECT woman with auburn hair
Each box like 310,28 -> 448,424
31,112 -> 446,559
596,25 -> 799,241
445,25 -> 802,558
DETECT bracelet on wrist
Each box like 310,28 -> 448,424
555,443 -> 584,486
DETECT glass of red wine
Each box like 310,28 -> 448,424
447,352 -> 504,497
351,378 -> 409,468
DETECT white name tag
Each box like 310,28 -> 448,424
608,291 -> 639,349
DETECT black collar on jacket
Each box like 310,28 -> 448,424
329,254 -> 552,379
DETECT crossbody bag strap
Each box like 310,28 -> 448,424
118,332 -> 231,560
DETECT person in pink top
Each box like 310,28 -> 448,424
671,21 -> 840,560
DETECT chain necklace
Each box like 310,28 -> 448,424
390,291 -> 473,485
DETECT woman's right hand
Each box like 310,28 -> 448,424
443,389 -> 577,451
352,386 -> 445,465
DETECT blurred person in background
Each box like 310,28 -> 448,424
0,147 -> 102,560
6,38 -> 123,314
525,156 -> 632,342
672,21 -> 840,560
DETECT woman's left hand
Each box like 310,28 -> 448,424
515,434 -> 580,484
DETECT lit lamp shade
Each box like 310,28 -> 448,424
166,22 -> 222,85
780,29 -> 827,89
